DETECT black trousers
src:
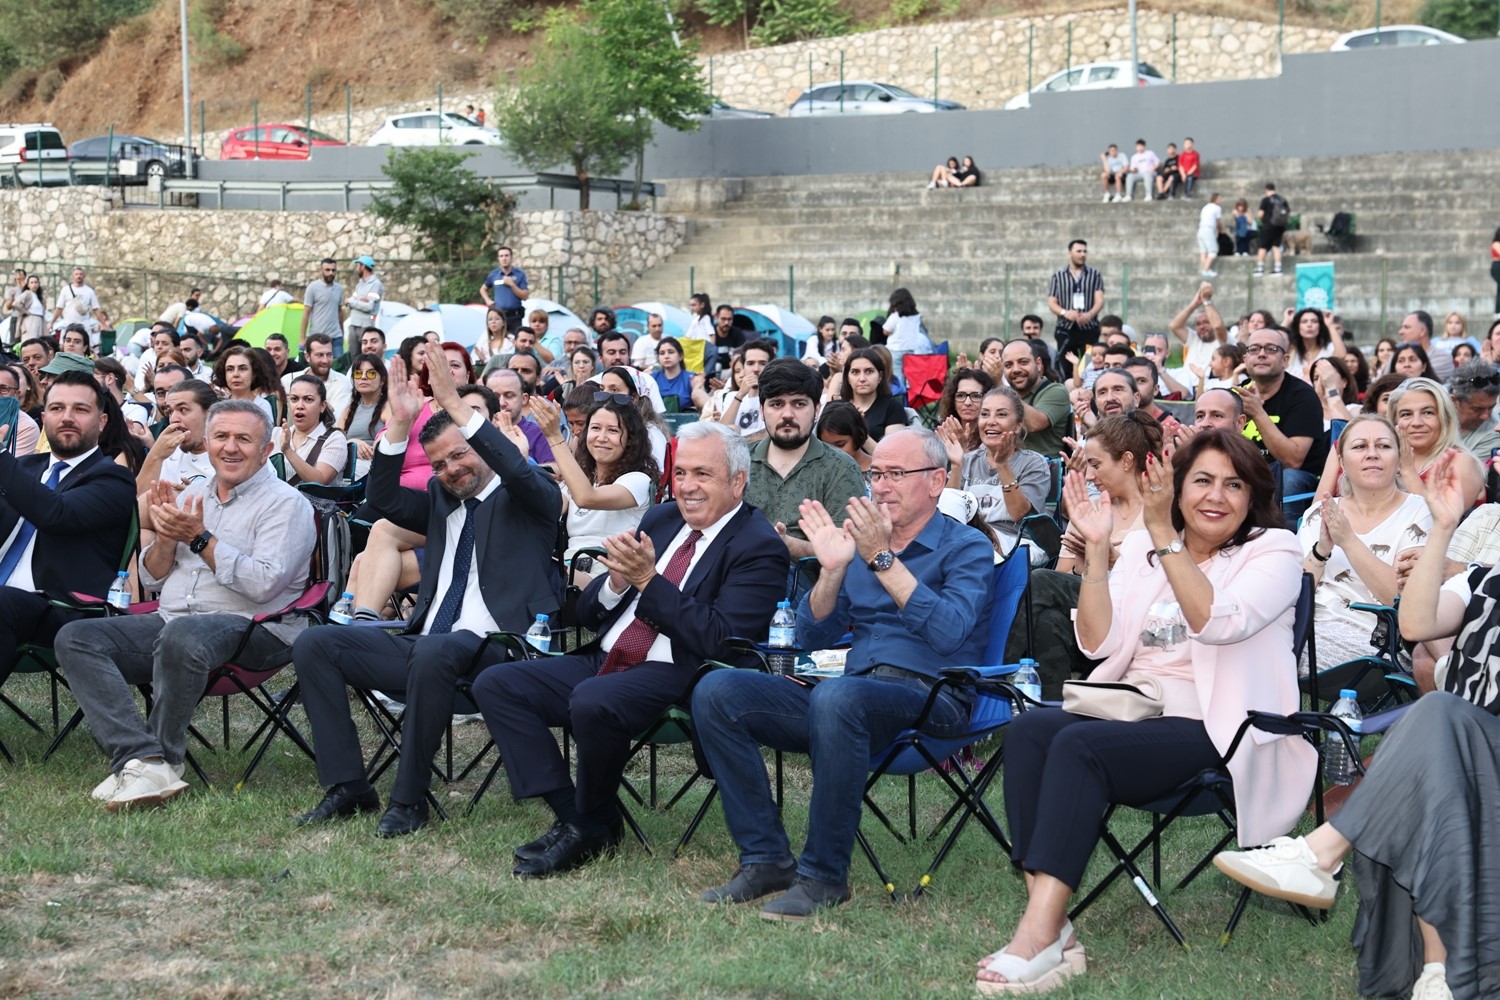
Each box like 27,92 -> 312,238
471,649 -> 692,816
293,625 -> 512,805
1003,707 -> 1221,890
0,588 -> 85,685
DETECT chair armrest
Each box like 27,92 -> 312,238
250,582 -> 333,624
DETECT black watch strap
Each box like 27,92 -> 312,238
189,530 -> 213,554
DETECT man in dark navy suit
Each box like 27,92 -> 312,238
474,419 -> 788,877
293,345 -> 562,838
0,370 -> 135,687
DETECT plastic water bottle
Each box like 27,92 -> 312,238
106,571 -> 131,611
526,614 -> 552,654
328,591 -> 354,625
1014,658 -> 1042,704
1323,689 -> 1364,786
767,600 -> 797,675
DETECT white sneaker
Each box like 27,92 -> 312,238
106,759 -> 189,812
1121,195 -> 1132,202
1213,836 -> 1338,909
927,181 -> 937,190
1102,193 -> 1112,203
452,712 -> 484,725
1202,269 -> 1218,278
93,758 -> 181,801
1412,964 -> 1452,1000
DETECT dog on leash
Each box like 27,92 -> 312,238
1284,231 -> 1313,255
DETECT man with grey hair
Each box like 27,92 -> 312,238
54,399 -> 316,811
693,426 -> 995,920
1449,360 -> 1500,461
473,418 -> 788,878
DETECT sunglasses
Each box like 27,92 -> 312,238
352,370 -> 382,380
593,391 -> 632,405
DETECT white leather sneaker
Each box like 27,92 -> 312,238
1214,836 -> 1338,909
106,760 -> 189,812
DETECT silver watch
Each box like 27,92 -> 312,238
1153,539 -> 1184,559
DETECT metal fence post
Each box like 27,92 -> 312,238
932,47 -> 939,109
253,100 -> 259,159
1120,263 -> 1130,323
1066,23 -> 1072,73
1278,0 -> 1285,65
1375,0 -> 1382,30
593,266 -> 599,305
1245,258 -> 1254,310
690,264 -> 695,297
198,101 -> 204,161
346,85 -> 352,144
1003,263 -> 1011,335
788,264 -> 795,312
808,53 -> 813,95
305,84 -> 312,135
1171,13 -> 1178,79
839,51 -> 844,114
1027,25 -> 1034,94
1379,257 -> 1389,333
105,124 -> 114,189
708,56 -> 714,94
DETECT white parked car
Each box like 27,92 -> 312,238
1330,25 -> 1465,50
367,111 -> 503,147
1004,61 -> 1168,110
788,81 -> 964,116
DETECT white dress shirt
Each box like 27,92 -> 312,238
595,502 -> 742,665
2,447 -> 95,592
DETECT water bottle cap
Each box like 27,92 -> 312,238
118,571 -> 129,578
1339,689 -> 1358,700
536,613 -> 549,622
341,591 -> 353,599
1020,658 -> 1036,665
777,600 -> 790,608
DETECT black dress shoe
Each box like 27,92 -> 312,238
514,820 -> 569,862
375,800 -> 429,838
295,785 -> 380,827
512,822 -> 621,878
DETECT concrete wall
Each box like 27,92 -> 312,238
641,41 -> 1500,178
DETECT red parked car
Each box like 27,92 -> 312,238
219,123 -> 345,160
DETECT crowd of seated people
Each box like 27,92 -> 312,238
7,278 -> 1500,1000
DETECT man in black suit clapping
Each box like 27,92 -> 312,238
0,371 -> 135,690
474,419 -> 788,877
293,342 -> 562,838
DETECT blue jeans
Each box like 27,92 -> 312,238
691,667 -> 971,887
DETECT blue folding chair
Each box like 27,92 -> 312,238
854,549 -> 1032,899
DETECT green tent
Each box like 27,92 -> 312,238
235,303 -> 305,357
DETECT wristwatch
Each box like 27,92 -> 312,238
867,549 -> 895,572
1153,539 -> 1185,559
189,530 -> 214,555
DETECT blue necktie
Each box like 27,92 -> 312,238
426,497 -> 479,635
0,460 -> 67,587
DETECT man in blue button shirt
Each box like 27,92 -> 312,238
693,427 -> 995,921
479,245 -> 529,335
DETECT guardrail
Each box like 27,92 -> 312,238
0,165 -> 663,212
154,172 -> 664,211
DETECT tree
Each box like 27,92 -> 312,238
693,0 -> 847,48
582,0 -> 712,205
495,17 -> 642,211
1417,0 -> 1499,38
366,147 -> 516,302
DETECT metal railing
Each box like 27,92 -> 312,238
152,173 -> 663,212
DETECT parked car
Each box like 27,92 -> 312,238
1330,25 -> 1465,50
1004,61 -> 1169,110
787,82 -> 964,116
220,124 -> 345,160
367,111 -> 503,146
69,134 -> 194,184
699,97 -> 774,120
0,122 -> 68,186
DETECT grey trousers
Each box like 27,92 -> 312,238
54,612 -> 290,773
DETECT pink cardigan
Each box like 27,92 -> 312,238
1075,528 -> 1316,847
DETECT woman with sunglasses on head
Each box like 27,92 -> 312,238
599,365 -> 669,467
340,353 -> 388,480
529,394 -> 660,583
938,385 -> 1049,562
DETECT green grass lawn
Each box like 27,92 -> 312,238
0,674 -> 1364,999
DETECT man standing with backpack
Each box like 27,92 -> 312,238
1256,182 -> 1291,277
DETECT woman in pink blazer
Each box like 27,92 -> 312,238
977,430 -> 1315,995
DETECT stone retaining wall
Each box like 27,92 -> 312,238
0,187 -> 686,323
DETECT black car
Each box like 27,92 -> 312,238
67,134 -> 195,185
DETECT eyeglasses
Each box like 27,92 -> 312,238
594,391 -> 632,405
0,385 -> 16,397
430,446 -> 473,476
1243,344 -> 1286,357
953,391 -> 985,403
351,370 -> 381,380
863,466 -> 941,485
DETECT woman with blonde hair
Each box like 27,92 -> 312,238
1389,376 -> 1484,505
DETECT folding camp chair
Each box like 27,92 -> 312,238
1316,212 -> 1357,253
854,549 -> 1031,899
1065,574 -> 1318,947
